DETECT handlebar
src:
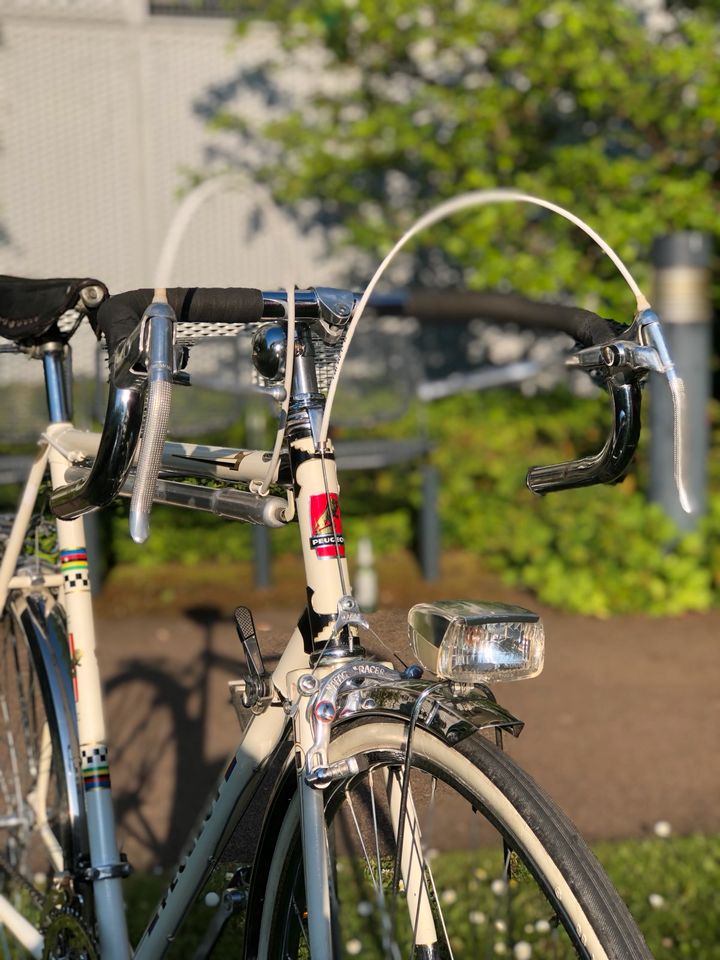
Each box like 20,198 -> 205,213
50,286 -> 358,540
526,380 -> 642,493
49,285 -> 688,539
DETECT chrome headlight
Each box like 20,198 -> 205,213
408,600 -> 544,684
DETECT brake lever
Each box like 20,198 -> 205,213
128,301 -> 179,543
637,309 -> 692,514
567,311 -> 692,513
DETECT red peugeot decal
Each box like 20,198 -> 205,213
309,493 -> 345,558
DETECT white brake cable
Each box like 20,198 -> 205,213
320,188 -> 649,444
253,282 -> 296,497
153,175 -> 248,291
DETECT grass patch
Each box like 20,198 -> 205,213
120,833 -> 719,957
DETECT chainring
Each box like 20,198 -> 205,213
42,908 -> 98,960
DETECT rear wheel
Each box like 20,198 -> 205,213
0,597 -> 77,951
259,719 -> 652,960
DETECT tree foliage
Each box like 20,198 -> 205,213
218,0 -> 719,313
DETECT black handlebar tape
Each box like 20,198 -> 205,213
96,287 -> 264,354
403,290 -> 627,348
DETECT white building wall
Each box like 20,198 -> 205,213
0,3 -> 341,293
0,0 -> 348,440
0,1 -> 345,418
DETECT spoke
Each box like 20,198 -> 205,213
368,769 -> 399,960
0,691 -> 23,823
290,891 -> 310,953
0,707 -> 14,810
11,628 -> 36,782
367,769 -> 386,905
421,846 -> 454,960
344,787 -> 381,898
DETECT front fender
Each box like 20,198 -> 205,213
337,678 -> 523,745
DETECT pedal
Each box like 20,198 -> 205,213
232,606 -> 273,713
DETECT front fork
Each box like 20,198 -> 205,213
289,669 -> 337,960
288,664 -> 439,960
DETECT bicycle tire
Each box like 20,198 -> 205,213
0,594 -> 81,944
256,718 -> 653,960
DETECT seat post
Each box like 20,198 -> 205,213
42,342 -> 72,423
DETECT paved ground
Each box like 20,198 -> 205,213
93,555 -> 720,871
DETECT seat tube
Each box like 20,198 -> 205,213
42,343 -> 73,424
45,403 -> 131,957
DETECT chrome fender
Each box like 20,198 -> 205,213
347,678 -> 524,745
17,594 -> 88,869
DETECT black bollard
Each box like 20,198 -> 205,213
650,232 -> 713,531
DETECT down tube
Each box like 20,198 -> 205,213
133,630 -> 307,960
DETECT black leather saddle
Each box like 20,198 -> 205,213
0,275 -> 108,343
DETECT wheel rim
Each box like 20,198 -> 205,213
269,741 -> 593,959
0,607 -> 64,908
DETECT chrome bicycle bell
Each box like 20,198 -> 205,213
252,323 -> 287,381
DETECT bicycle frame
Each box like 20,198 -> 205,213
0,426 -> 320,959
1,337 -> 520,960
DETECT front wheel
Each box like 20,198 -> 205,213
257,719 -> 652,960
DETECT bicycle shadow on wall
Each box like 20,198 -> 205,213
103,605 -> 281,869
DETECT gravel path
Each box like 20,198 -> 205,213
95,593 -> 719,870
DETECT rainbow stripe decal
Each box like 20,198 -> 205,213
61,549 -> 90,591
81,746 -> 111,792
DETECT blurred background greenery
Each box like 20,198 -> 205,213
215,0 -> 720,311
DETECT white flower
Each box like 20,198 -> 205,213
653,820 -> 672,838
408,38 -> 436,64
346,939 -> 363,955
514,943 -> 533,960
356,901 -> 373,917
648,893 -> 665,909
535,919 -> 551,934
441,889 -> 457,905
491,878 -> 508,896
539,11 -> 561,28
416,6 -> 435,27
469,910 -> 487,925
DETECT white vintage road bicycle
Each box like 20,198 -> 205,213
0,191 -> 689,960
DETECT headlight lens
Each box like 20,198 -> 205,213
408,601 -> 545,684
